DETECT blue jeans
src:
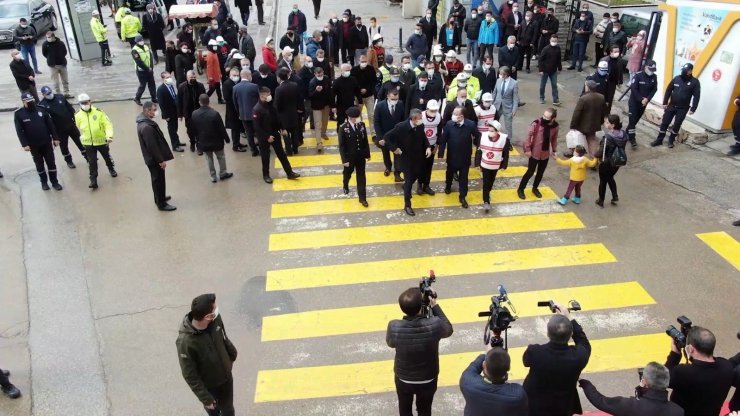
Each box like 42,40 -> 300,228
467,39 -> 479,66
21,44 -> 39,72
297,32 -> 305,53
571,40 -> 587,69
539,71 -> 559,102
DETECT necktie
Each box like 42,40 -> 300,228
169,85 -> 176,99
390,104 -> 394,116
502,80 -> 507,94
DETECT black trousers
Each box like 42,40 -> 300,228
30,142 -> 58,184
185,117 -> 198,148
482,167 -> 499,203
479,43 -> 494,64
284,127 -> 302,154
146,164 -> 167,208
518,157 -> 549,191
58,127 -> 86,161
445,165 -> 469,199
394,377 -> 437,416
598,164 -> 619,202
207,82 -> 223,100
604,82 -> 617,109
657,106 -> 690,144
343,158 -> 367,200
230,124 -> 243,150
85,144 -> 115,180
0,367 -> 10,387
519,44 -> 533,70
205,376 -> 235,416
626,100 -> 646,145
99,41 -> 111,64
402,170 -> 421,207
341,46 -> 354,65
336,106 -> 348,131
256,2 -> 264,23
311,0 -> 320,16
165,118 -> 182,149
241,120 -> 259,152
381,143 -> 401,173
135,70 -> 157,101
259,136 -> 293,176
594,41 -> 604,63
419,154 -> 434,187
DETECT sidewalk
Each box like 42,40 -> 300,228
0,0 -> 275,111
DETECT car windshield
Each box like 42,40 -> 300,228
620,14 -> 649,37
0,3 -> 29,18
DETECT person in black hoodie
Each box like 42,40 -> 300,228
41,32 -> 70,97
9,49 -> 38,101
136,101 -> 176,211
39,86 -> 86,168
538,34 -> 562,105
460,345 -> 528,416
252,87 -> 300,183
651,62 -> 700,149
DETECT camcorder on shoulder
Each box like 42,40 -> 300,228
478,285 -> 518,349
537,300 -> 582,313
419,270 -> 437,318
665,315 -> 692,348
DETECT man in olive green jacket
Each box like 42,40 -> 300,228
176,293 -> 238,416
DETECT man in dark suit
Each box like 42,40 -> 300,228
438,107 -> 480,208
177,70 -> 206,153
332,63 -> 362,130
384,109 -> 432,216
373,88 -> 406,181
274,68 -> 305,155
191,94 -> 234,183
442,88 -> 477,125
473,56 -> 496,95
222,67 -> 248,152
522,303 -> 591,416
252,87 -> 300,183
136,101 -> 176,211
156,71 -> 184,152
405,72 -> 441,117
232,69 -> 260,156
338,106 -> 371,207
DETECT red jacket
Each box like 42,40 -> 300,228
262,45 -> 277,72
523,118 -> 559,160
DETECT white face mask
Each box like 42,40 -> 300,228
426,69 -> 435,76
612,28 -> 619,33
645,68 -> 653,76
44,93 -> 54,100
426,13 -> 432,18
451,115 -> 461,122
377,41 -> 383,47
434,56 -> 442,62
208,306 -> 220,320
81,104 -> 91,111
342,71 -> 351,77
611,18 -> 617,23
265,95 -> 272,102
360,62 -> 368,68
181,48 -> 189,53
305,62 -> 313,68
508,44 -> 514,49
512,7 -> 518,11
20,23 -> 28,28
472,13 -> 477,18
414,119 -> 423,126
483,63 -> 491,70
388,99 -> 398,106
137,41 -> 145,46
457,98 -> 466,105
332,18 -> 338,23
580,17 -> 585,21
164,77 -> 174,85
342,17 -> 348,22
458,81 -> 467,87
391,76 -> 399,82
316,75 -> 324,80
317,57 -> 325,62
610,52 -> 620,58
550,41 -> 558,46
419,81 -> 428,88
415,29 -> 421,35
403,63 -> 411,70
231,76 -> 240,82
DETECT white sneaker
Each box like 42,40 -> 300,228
483,202 -> 491,212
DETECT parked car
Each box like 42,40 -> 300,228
619,8 -> 654,37
0,0 -> 57,46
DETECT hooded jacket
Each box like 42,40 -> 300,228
175,313 -> 237,405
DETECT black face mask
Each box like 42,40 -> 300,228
188,79 -> 196,85
542,117 -> 551,124
635,385 -> 646,398
26,102 -> 35,109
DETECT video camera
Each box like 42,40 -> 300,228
665,316 -> 692,348
419,270 -> 437,318
478,285 -> 518,349
537,300 -> 582,313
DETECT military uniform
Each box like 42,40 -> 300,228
338,109 -> 371,205
14,99 -> 61,190
626,69 -> 657,146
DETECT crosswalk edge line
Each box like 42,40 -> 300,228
696,232 -> 740,271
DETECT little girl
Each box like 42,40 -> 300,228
553,145 -> 597,205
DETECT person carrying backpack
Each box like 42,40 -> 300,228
595,114 -> 628,207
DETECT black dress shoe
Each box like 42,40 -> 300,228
650,140 -> 662,147
52,183 -> 63,191
197,151 -> 204,156
219,172 -> 234,180
384,169 -> 390,177
134,98 -> 143,106
165,195 -> 171,201
460,198 -> 469,208
251,150 -> 260,157
233,147 -> 247,152
423,186 -> 436,196
733,219 -> 740,226
416,187 -> 423,195
566,66 -> 576,70
532,188 -> 543,198
41,182 -> 50,191
173,147 -> 184,152
595,199 -> 604,208
394,173 -> 403,182
109,168 -> 118,177
190,144 -> 195,152
89,181 -> 98,189
158,204 -> 177,211
343,186 -> 349,194
287,172 -> 301,179
67,160 -> 76,168
360,200 -> 368,207
263,176 -> 273,184
404,206 -> 415,216
611,196 -> 619,205
444,187 -> 451,195
517,188 -> 525,200
1,384 -> 21,399
218,99 -> 226,104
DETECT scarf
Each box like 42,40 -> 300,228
541,120 -> 551,151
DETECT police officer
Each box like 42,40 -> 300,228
90,10 -> 112,66
338,106 -> 371,207
651,62 -> 700,149
75,94 -> 117,189
378,66 -> 406,103
132,35 -> 157,106
626,60 -> 657,148
39,85 -> 87,168
14,92 -> 62,191
584,60 -> 608,96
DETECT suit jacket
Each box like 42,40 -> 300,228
374,100 -> 406,137
438,119 -> 480,169
156,83 -> 179,120
473,67 -> 497,95
498,45 -> 521,71
232,80 -> 259,121
384,120 -> 431,175
505,11 -> 524,37
177,81 -> 206,118
442,99 -> 477,126
191,106 -> 229,151
491,78 -> 520,115
221,79 -> 240,129
274,80 -> 305,129
569,91 -> 607,134
338,121 -> 371,163
522,319 -> 591,416
405,83 -> 440,117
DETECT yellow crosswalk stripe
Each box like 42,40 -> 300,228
299,136 -> 520,155
271,187 -> 557,218
275,151 -> 385,168
266,243 -> 615,290
269,212 -> 583,251
696,232 -> 740,270
254,333 -> 666,402
272,166 -> 528,191
262,281 -> 655,341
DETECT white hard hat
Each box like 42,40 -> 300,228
265,36 -> 274,44
78,93 -> 90,102
208,39 -> 218,46
91,10 -> 99,15
372,33 -> 383,41
445,50 -> 456,58
482,92 -> 493,102
216,36 -> 225,42
464,63 -> 473,72
282,45 -> 294,53
598,60 -> 608,69
233,53 -> 244,59
426,100 -> 440,110
457,72 -> 468,80
487,119 -> 502,130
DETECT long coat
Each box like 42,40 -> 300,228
177,81 -> 206,119
274,80 -> 304,129
438,119 -> 480,169
569,91 -> 607,134
142,12 -> 166,50
221,79 -> 240,129
384,120 -> 431,175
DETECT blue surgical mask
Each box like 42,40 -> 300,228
597,69 -> 608,76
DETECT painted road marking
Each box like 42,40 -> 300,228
254,333 -> 666,402
262,281 -> 655,341
299,136 -> 520,155
269,212 -> 584,251
271,187 -> 557,218
696,232 -> 740,270
272,166 -> 528,191
276,151 -> 385,168
266,243 -> 615,291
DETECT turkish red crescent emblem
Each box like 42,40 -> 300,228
425,128 -> 434,137
712,69 -> 721,81
486,151 -> 494,159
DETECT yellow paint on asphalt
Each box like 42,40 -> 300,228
275,151 -> 385,168
262,281 -> 655,341
271,187 -> 557,218
298,136 -> 520,156
266,243 -> 615,290
269,212 -> 584,251
697,232 -> 740,270
272,166 -> 528,191
254,333 -> 666,402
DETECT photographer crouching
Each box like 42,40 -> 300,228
522,302 -> 591,416
386,277 -> 453,416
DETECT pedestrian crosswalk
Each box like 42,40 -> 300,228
252,129 -> 677,411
